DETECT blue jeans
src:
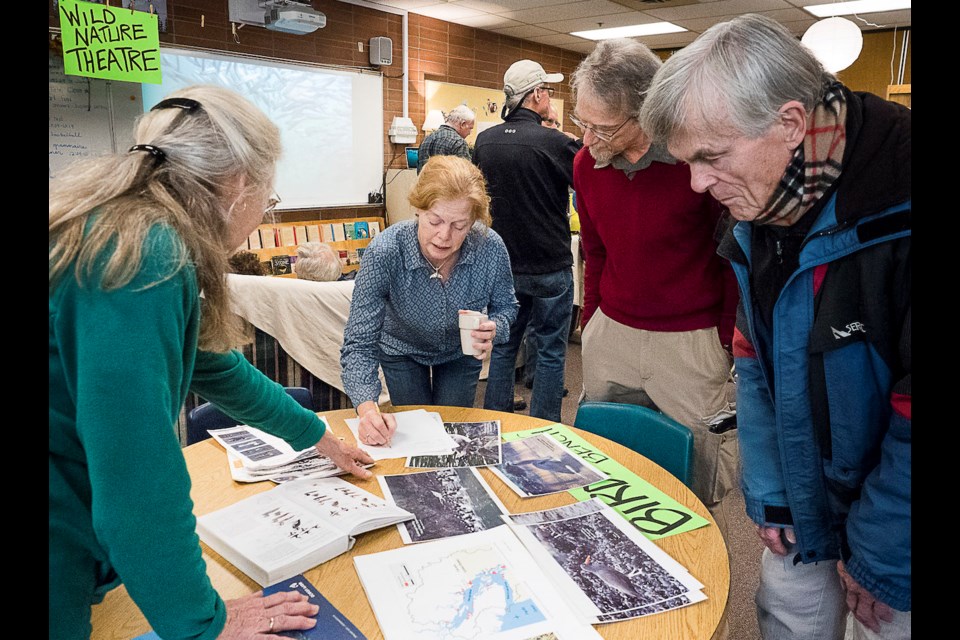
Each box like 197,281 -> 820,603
484,269 -> 573,421
379,350 -> 482,407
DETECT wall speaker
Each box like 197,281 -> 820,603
369,36 -> 393,66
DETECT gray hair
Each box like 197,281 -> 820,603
570,38 -> 662,117
49,84 -> 282,352
639,13 -> 835,142
294,242 -> 342,282
445,104 -> 476,126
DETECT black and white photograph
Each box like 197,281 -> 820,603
507,501 -> 703,621
378,467 -> 508,544
405,420 -> 502,468
491,433 -> 606,497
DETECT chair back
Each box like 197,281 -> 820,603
185,386 -> 315,446
573,401 -> 694,487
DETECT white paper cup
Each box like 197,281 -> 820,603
458,311 -> 487,355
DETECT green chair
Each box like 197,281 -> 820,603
573,401 -> 694,487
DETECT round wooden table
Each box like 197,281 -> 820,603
90,406 -> 729,639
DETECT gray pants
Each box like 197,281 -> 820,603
757,548 -> 912,639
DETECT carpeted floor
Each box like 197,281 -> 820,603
476,338 -> 765,639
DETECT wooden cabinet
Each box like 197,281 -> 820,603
241,216 -> 385,276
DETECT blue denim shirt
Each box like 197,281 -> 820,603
340,219 -> 518,406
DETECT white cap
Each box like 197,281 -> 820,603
503,59 -> 564,98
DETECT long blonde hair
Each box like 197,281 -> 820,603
49,85 -> 281,352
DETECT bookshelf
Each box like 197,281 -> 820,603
242,216 -> 385,276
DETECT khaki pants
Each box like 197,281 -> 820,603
582,310 -> 739,639
581,309 -> 740,530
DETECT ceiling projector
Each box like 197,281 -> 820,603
266,6 -> 326,34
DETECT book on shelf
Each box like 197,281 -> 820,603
306,224 -> 322,243
263,573 -> 368,639
320,224 -> 335,242
248,229 -> 263,250
293,225 -> 308,245
271,255 -> 293,275
368,220 -> 381,237
196,476 -> 414,587
332,223 -> 346,242
357,247 -> 366,262
278,226 -> 297,247
337,250 -> 348,266
344,223 -> 357,240
260,226 -> 278,249
347,249 -> 360,265
354,221 -> 370,238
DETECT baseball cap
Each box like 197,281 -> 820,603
503,60 -> 564,98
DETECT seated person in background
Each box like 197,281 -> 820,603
294,241 -> 343,282
228,249 -> 267,276
340,155 -> 518,447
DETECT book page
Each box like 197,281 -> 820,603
280,477 -> 413,536
197,489 -> 348,586
208,423 -> 321,471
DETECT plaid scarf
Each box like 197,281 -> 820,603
756,82 -> 846,226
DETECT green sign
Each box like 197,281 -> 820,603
502,423 -> 710,540
58,0 -> 161,84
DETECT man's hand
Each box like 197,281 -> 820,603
837,560 -> 895,633
755,525 -> 795,556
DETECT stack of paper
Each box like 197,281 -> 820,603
208,421 -> 358,483
504,499 -> 706,623
344,409 -> 456,461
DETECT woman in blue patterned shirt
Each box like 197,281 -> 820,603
341,155 -> 518,445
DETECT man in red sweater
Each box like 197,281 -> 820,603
570,39 -> 741,541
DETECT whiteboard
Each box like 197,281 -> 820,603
141,48 -> 385,209
48,51 -> 143,180
49,47 -> 385,208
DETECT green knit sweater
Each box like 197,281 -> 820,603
49,224 -> 326,640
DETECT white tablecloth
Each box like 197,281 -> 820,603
226,274 -> 390,404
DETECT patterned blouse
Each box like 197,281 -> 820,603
340,219 -> 518,406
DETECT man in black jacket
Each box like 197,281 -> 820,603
473,60 -> 581,422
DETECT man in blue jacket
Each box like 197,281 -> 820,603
640,14 -> 910,639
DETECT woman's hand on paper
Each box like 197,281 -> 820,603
356,401 -> 397,446
219,589 -> 318,639
471,319 -> 497,361
314,429 -> 374,479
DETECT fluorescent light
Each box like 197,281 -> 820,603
571,22 -> 686,41
805,0 -> 910,18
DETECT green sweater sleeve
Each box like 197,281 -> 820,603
190,350 -> 325,452
54,231 -> 225,639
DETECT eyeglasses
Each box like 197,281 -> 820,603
538,86 -> 556,96
264,193 -> 281,219
569,113 -> 633,142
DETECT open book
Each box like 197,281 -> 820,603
196,477 -> 414,586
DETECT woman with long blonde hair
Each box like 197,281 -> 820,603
49,84 -> 372,640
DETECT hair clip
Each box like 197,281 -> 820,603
128,144 -> 167,162
150,97 -> 202,112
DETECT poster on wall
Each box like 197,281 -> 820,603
53,0 -> 168,31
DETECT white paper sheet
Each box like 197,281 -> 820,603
345,409 -> 456,460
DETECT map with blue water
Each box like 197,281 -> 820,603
393,545 -> 547,639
